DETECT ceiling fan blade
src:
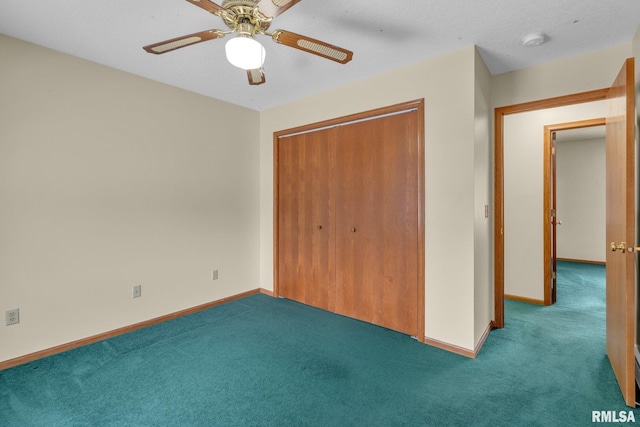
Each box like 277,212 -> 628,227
272,30 -> 353,64
247,68 -> 266,85
185,0 -> 223,15
257,0 -> 301,17
143,29 -> 225,54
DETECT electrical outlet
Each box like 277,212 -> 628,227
6,308 -> 20,326
133,285 -> 142,299
212,269 -> 219,280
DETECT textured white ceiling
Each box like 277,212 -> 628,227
1,0 -> 639,111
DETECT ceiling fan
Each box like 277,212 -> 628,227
143,0 -> 354,85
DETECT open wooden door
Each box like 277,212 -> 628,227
605,57 -> 636,407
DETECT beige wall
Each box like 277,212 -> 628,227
634,25 -> 640,120
556,136 -> 606,263
261,46 -> 490,351
474,48 -> 493,344
0,35 -> 261,363
493,44 -> 632,108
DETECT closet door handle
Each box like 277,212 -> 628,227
317,225 -> 323,230
351,227 -> 357,232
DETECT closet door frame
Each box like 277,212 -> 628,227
273,99 -> 425,342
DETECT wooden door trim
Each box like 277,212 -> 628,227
494,88 -> 608,328
274,100 -> 424,139
274,99 -> 425,341
542,118 -> 606,306
416,101 -> 426,343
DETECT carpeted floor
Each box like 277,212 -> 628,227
0,261 -> 636,426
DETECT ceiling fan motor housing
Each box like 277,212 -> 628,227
220,0 -> 273,33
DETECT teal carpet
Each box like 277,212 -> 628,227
1,261 -> 637,426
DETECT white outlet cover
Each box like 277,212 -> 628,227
6,308 -> 20,326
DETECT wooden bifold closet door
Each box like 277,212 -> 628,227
278,127 -> 336,312
276,101 -> 423,337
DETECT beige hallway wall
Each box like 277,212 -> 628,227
556,135 -> 606,263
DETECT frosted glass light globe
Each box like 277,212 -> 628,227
225,37 -> 266,70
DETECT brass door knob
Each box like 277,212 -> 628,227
611,242 -> 626,252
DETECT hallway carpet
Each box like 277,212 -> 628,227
1,261 -> 636,426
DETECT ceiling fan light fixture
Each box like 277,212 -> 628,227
144,0 -> 353,85
225,35 -> 266,70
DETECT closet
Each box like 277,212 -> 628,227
275,100 -> 424,337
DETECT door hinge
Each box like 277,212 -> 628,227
551,209 -> 556,218
552,271 -> 556,280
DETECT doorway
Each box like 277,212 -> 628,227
494,58 -> 636,407
544,119 -> 606,304
493,89 -> 609,326
497,94 -> 608,311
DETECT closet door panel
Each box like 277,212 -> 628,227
376,111 -> 419,335
335,111 -> 419,335
334,120 -> 381,324
277,129 -> 336,311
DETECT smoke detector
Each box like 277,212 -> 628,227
522,32 -> 546,47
